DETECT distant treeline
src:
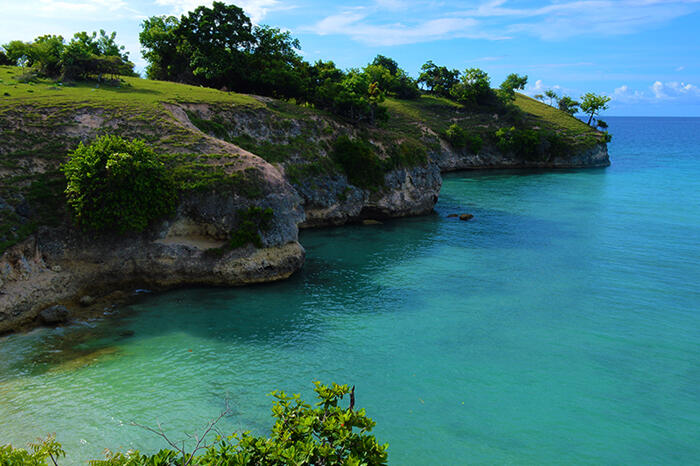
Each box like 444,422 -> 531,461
0,1 -> 610,126
0,30 -> 135,81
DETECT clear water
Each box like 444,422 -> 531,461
1,117 -> 699,464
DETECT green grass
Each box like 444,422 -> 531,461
0,66 -> 262,110
513,94 -> 594,135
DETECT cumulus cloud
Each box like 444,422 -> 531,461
613,81 -> 700,103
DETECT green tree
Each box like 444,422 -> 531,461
62,135 -> 176,233
545,89 -> 559,106
177,1 -> 254,85
534,93 -> 545,102
418,60 -> 460,97
30,35 -> 65,77
0,49 -> 11,66
580,92 -> 611,125
498,73 -> 528,101
139,15 -> 189,81
450,68 -> 493,106
557,95 -> 580,116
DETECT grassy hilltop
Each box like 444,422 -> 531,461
0,65 -> 604,253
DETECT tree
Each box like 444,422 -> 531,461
557,95 -> 580,116
62,135 -> 176,233
544,89 -> 559,106
534,93 -> 545,102
0,49 -> 11,66
580,92 -> 611,125
364,55 -> 420,99
418,60 -> 460,97
450,68 -> 493,106
498,73 -> 528,101
139,15 -> 189,81
177,1 -> 254,86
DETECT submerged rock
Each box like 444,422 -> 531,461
459,214 -> 474,221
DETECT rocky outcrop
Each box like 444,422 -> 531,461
296,163 -> 442,228
431,139 -> 610,171
0,97 -> 610,334
0,187 -> 306,334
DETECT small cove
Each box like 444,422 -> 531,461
1,117 -> 699,464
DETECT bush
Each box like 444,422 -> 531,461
229,206 -> 273,248
62,135 -> 176,233
10,383 -> 387,465
388,140 -> 428,168
0,434 -> 65,465
331,136 -> 385,190
444,124 -> 483,153
494,126 -> 540,160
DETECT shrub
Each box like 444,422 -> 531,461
62,135 -> 176,233
11,383 -> 387,465
229,206 -> 273,248
388,140 -> 428,168
0,434 -> 65,465
495,126 -> 540,160
445,124 -> 483,153
331,136 -> 385,190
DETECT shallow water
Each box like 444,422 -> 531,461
1,117 -> 699,464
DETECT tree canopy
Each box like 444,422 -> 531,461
580,92 -> 611,125
1,30 -> 134,80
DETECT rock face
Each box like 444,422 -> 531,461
430,139 -> 610,171
0,98 -> 610,334
297,163 -> 442,228
0,184 -> 306,333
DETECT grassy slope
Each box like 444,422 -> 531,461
0,66 -> 603,253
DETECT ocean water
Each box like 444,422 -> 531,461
1,117 -> 699,464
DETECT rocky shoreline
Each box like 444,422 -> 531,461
0,101 -> 610,335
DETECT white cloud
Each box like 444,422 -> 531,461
2,0 -> 135,20
307,7 -> 508,46
307,0 -> 700,45
613,81 -> 700,103
153,0 -> 288,22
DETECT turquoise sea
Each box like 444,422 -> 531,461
1,117 -> 699,464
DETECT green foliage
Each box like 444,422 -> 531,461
558,96 -> 580,116
0,434 -> 65,466
331,136 -> 385,190
62,135 -> 176,233
498,73 -> 528,102
229,206 -> 273,249
1,30 -> 134,81
364,55 -> 420,100
545,89 -> 559,106
580,92 -> 611,126
82,382 -> 388,465
418,60 -> 460,97
0,50 -> 12,66
387,140 -> 428,168
199,382 -> 388,465
495,126 -> 541,161
444,123 -> 483,153
450,68 -> 495,106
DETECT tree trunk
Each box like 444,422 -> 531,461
587,113 -> 594,126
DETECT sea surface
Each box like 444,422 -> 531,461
1,117 -> 699,464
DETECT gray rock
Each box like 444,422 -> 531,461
39,305 -> 70,324
79,295 -> 95,307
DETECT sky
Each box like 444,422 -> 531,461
1,0 -> 699,116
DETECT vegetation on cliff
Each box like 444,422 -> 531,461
0,1 -> 610,255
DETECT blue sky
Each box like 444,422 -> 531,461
1,0 -> 699,116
